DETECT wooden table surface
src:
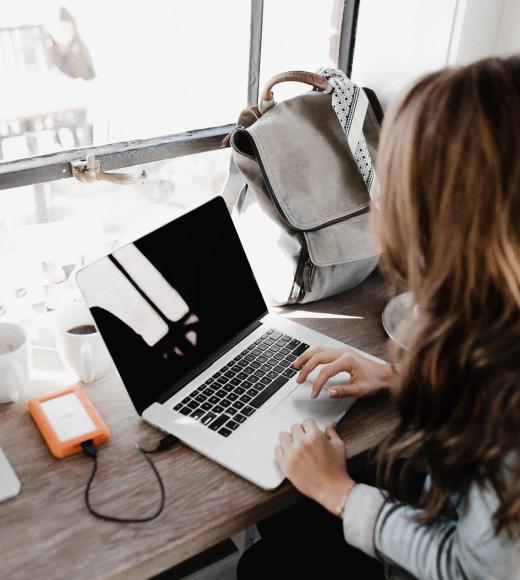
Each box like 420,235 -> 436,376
0,273 -> 398,580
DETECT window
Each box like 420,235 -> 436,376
0,0 -> 359,320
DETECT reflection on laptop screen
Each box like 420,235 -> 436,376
77,197 -> 267,414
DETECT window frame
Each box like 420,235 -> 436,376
0,0 -> 359,191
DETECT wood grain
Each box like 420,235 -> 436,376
0,272 -> 397,579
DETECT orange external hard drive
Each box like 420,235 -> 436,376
28,385 -> 110,459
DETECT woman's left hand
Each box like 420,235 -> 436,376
275,419 -> 356,517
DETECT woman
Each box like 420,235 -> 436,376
238,57 -> 520,579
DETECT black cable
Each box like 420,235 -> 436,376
81,434 -> 178,523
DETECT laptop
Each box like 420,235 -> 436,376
76,196 -> 374,489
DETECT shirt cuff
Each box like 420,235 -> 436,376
342,483 -> 387,558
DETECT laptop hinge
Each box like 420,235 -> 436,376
155,318 -> 265,408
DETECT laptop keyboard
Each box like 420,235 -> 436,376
173,329 -> 309,437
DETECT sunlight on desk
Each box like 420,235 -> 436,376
272,309 -> 363,321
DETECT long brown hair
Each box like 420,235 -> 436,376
375,57 -> 520,535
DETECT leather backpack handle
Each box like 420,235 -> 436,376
260,71 -> 330,103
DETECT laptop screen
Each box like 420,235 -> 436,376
77,197 -> 268,414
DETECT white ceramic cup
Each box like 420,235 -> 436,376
54,304 -> 111,383
0,322 -> 30,403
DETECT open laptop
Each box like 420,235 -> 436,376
76,196 -> 373,489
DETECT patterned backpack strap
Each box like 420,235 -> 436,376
317,67 -> 378,201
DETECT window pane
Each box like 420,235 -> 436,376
0,149 -> 230,319
351,0 -> 457,106
259,0 -> 342,103
0,1 -> 250,162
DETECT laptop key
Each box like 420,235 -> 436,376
244,354 -> 255,362
242,380 -> 253,389
208,395 -> 220,405
235,386 -> 246,395
243,367 -> 255,375
213,404 -> 225,414
273,353 -> 285,361
257,355 -> 268,363
281,334 -> 292,342
266,328 -> 274,335
241,394 -> 253,403
242,406 -> 256,417
260,332 -> 270,339
219,428 -> 232,437
266,370 -> 278,380
250,375 -> 290,409
201,402 -> 213,411
215,389 -> 227,397
209,414 -> 230,431
235,414 -> 247,423
237,372 -> 248,381
217,377 -> 227,385
181,397 -> 190,405
250,361 -> 261,368
227,406 -> 238,416
249,375 -> 260,383
205,377 -> 216,385
232,400 -> 245,410
280,347 -> 291,356
227,420 -> 240,431
249,387 -> 260,397
191,408 -> 205,420
283,368 -> 298,378
202,412 -> 217,425
195,394 -> 207,403
275,339 -> 286,347
228,392 -> 239,401
274,364 -> 287,374
285,354 -> 297,362
179,406 -> 192,416
187,400 -> 199,410
224,371 -> 236,379
222,384 -> 234,393
220,399 -> 232,408
270,331 -> 282,340
260,376 -> 272,385
260,364 -> 271,372
230,378 -> 241,386
173,403 -> 183,411
291,343 -> 310,356
202,387 -> 215,396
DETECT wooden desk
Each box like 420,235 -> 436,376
0,273 -> 397,579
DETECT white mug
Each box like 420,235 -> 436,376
0,322 -> 30,403
54,304 -> 111,383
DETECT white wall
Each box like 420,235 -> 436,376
351,0 -> 520,108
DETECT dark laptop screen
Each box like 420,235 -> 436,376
77,197 -> 267,414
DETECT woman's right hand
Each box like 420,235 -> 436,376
292,347 -> 395,400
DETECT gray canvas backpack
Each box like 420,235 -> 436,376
222,69 -> 383,306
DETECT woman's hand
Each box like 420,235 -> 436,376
293,346 -> 395,400
275,419 -> 355,516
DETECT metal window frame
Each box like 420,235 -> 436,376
0,0 -> 358,191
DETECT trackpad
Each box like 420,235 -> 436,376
271,381 -> 347,426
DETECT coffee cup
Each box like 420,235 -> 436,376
54,304 -> 111,383
0,322 -> 30,403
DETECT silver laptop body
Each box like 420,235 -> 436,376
76,196 -> 375,489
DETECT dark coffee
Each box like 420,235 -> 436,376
67,324 -> 97,335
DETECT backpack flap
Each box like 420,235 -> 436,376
233,89 -> 379,266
